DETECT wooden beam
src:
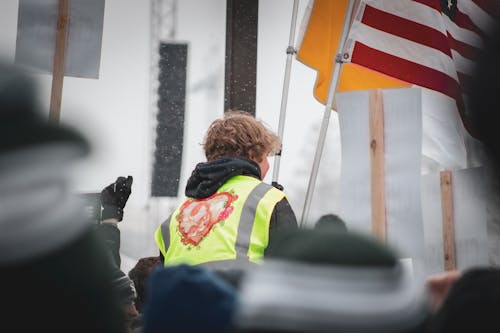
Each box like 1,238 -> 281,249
49,0 -> 70,123
369,89 -> 387,242
440,169 -> 456,271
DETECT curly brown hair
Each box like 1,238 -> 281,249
203,110 -> 281,162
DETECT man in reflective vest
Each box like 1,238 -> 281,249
155,111 -> 298,272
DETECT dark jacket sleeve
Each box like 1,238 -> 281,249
97,223 -> 121,269
157,214 -> 172,265
267,197 -> 298,252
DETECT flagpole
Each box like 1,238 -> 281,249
271,0 -> 300,189
300,0 -> 356,227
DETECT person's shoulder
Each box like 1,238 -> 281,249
272,197 -> 298,226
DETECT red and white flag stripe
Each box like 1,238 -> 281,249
344,0 -> 499,132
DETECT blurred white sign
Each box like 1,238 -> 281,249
15,0 -> 105,78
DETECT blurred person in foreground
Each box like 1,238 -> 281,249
154,111 -> 298,286
97,175 -> 141,332
235,227 -> 431,333
141,264 -> 238,333
424,15 -> 500,333
426,267 -> 500,333
313,213 -> 348,233
0,61 -> 126,332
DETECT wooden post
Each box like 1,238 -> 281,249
49,0 -> 70,123
369,89 -> 387,242
224,0 -> 258,115
440,169 -> 456,271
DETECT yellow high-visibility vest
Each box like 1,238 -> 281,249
155,175 -> 285,267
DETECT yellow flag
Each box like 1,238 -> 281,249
296,0 -> 409,106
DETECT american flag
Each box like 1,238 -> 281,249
344,0 -> 500,136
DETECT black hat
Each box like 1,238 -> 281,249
142,264 -> 238,333
0,61 -> 89,156
265,227 -> 398,268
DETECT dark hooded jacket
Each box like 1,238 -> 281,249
162,157 -> 298,257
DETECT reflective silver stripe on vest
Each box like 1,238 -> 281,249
160,213 -> 172,252
235,182 -> 273,260
200,257 -> 259,272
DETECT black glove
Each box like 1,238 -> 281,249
101,176 -> 133,221
271,181 -> 284,191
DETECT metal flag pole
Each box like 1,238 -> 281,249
271,0 -> 300,189
300,0 -> 356,227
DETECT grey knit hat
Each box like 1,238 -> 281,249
236,229 -> 430,333
0,60 -> 89,155
236,259 -> 430,333
0,60 -> 91,263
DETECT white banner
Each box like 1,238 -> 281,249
337,87 -> 424,266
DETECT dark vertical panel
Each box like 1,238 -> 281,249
152,43 -> 188,197
224,0 -> 258,116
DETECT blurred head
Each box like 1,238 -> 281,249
235,259 -> 429,333
314,213 -> 348,232
142,264 -> 238,333
0,60 -> 90,263
236,228 -> 430,333
203,111 -> 280,179
265,227 -> 397,267
128,256 -> 162,312
0,61 -> 89,159
427,267 -> 500,333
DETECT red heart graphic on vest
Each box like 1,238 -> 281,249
177,192 -> 238,246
